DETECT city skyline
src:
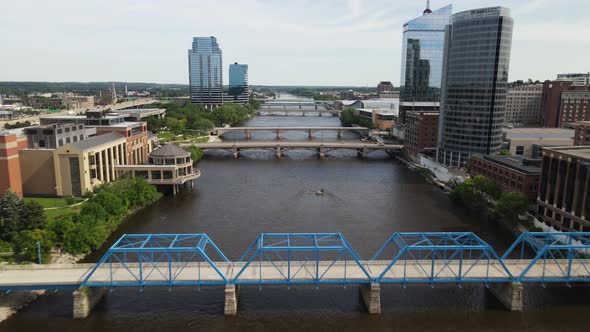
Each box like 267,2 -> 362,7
0,0 -> 588,86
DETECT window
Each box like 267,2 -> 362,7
515,146 -> 524,155
66,137 -> 71,144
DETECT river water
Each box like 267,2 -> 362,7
2,95 -> 589,331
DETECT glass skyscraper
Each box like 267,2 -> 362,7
400,4 -> 452,104
437,7 -> 514,167
228,62 -> 249,104
188,37 -> 223,106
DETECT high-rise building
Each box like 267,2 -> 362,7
228,62 -> 249,104
188,37 -> 223,107
437,7 -> 514,167
400,2 -> 451,106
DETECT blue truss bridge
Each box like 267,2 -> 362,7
0,232 -> 589,317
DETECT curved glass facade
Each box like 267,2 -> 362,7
188,37 -> 223,106
400,5 -> 452,103
437,7 -> 513,167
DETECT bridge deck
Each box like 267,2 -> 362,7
1,260 -> 589,289
186,142 -> 402,150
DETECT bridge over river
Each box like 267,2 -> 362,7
181,141 -> 401,159
214,126 -> 369,139
1,232 -> 589,318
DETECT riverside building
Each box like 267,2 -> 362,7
188,37 -> 223,107
228,62 -> 250,104
437,7 -> 514,167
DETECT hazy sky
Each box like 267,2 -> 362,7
1,0 -> 588,86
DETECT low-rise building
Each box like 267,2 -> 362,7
503,127 -> 574,159
53,132 -> 128,196
115,143 -> 200,195
0,132 -> 27,197
574,121 -> 590,146
398,101 -> 439,125
504,85 -> 542,127
537,146 -> 590,232
404,111 -> 438,160
557,73 -> 590,86
357,109 -> 397,130
24,123 -> 96,149
469,155 -> 541,202
95,122 -> 151,165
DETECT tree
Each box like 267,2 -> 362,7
187,145 -> 204,164
495,192 -> 529,227
19,200 -> 46,231
0,191 -> 23,241
13,229 -> 56,262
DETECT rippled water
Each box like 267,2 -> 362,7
2,105 -> 589,331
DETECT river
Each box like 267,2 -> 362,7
2,94 -> 589,331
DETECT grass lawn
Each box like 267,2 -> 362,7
24,197 -> 84,209
158,131 -> 209,143
43,205 -> 84,222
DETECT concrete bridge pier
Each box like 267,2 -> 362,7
245,130 -> 251,140
360,283 -> 381,314
232,146 -> 239,158
224,285 -> 239,316
357,148 -> 368,159
275,130 -> 281,139
276,146 -> 282,158
337,129 -> 343,139
319,145 -> 326,159
308,130 -> 313,139
488,283 -> 523,312
73,287 -> 106,319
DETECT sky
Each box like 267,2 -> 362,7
0,0 -> 589,86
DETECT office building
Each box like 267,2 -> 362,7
0,132 -> 27,197
573,121 -> 590,146
228,62 -> 250,104
537,146 -> 590,232
559,89 -> 590,126
469,155 -> 541,202
24,123 -> 95,149
437,7 -> 514,167
557,73 -> 590,86
357,109 -> 397,130
377,81 -> 396,98
188,37 -> 223,107
504,85 -> 543,127
399,2 -> 451,124
404,111 -> 439,160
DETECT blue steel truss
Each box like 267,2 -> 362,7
502,232 -> 590,284
232,233 -> 372,286
82,234 -> 230,288
371,232 -> 512,285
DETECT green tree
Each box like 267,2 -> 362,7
13,229 -> 56,262
93,191 -> 126,218
19,200 -> 46,231
0,191 -> 23,241
495,192 -> 529,226
187,145 -> 204,164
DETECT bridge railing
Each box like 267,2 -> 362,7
82,234 -> 231,288
371,232 -> 512,285
502,232 -> 590,284
232,233 -> 373,286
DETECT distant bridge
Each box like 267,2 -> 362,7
256,109 -> 339,116
1,232 -> 590,317
214,126 -> 368,139
182,141 -> 401,158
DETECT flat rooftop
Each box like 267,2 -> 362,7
503,128 -> 574,140
474,155 -> 541,175
543,146 -> 590,160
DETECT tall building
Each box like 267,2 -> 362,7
228,62 -> 250,104
188,37 -> 223,107
399,2 -> 451,124
0,132 -> 27,197
437,7 -> 514,167
504,85 -> 543,127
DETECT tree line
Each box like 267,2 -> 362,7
0,178 -> 162,262
339,108 -> 375,129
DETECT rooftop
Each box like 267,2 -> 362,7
543,146 -> 590,160
70,132 -> 125,151
473,155 -> 541,175
503,128 -> 574,141
150,143 -> 190,158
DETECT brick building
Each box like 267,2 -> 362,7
559,90 -> 590,126
0,133 -> 27,197
404,111 -> 438,160
469,155 -> 541,202
537,146 -> 590,232
574,121 -> 590,146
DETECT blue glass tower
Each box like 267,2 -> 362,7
228,63 -> 249,104
400,3 -> 452,104
188,37 -> 223,106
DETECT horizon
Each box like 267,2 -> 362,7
1,0 -> 589,86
